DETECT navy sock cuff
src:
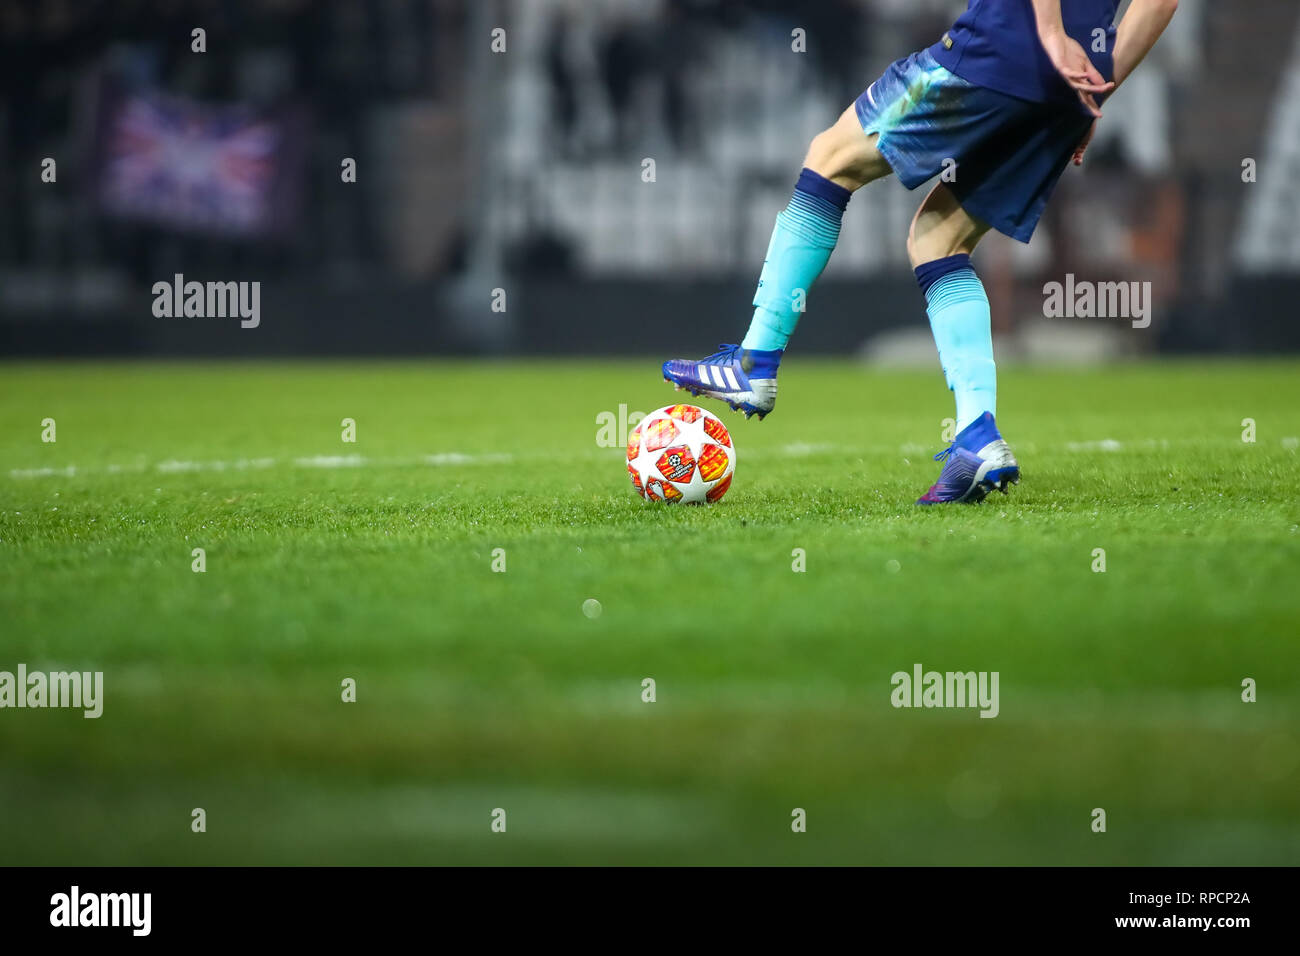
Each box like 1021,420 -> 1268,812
795,167 -> 851,211
914,254 -> 973,296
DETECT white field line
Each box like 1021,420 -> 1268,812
8,452 -> 513,480
1056,437 -> 1298,453
1064,439 -> 1126,452
8,445 -> 827,481
901,438 -> 1144,455
9,436 -> 1295,481
900,437 -> 1299,456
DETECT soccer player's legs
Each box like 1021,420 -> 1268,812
660,49 -> 1006,420
742,107 -> 892,357
908,185 -> 1020,505
660,107 -> 891,420
909,102 -> 1092,504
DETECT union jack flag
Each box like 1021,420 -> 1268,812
98,88 -> 298,237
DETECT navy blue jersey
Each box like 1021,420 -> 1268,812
929,0 -> 1118,104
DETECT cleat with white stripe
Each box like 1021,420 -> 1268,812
661,344 -> 781,419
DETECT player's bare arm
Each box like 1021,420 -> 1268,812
1031,0 -> 1116,116
1071,0 -> 1180,164
1113,0 -> 1181,89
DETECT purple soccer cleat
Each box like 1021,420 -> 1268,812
916,411 -> 1020,505
661,344 -> 782,419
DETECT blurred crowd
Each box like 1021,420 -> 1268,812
0,0 -> 448,293
5,0 -> 1297,354
541,0 -> 871,159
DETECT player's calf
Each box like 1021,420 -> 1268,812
659,109 -> 892,421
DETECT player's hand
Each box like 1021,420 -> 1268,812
1039,30 -> 1115,117
1072,120 -> 1097,166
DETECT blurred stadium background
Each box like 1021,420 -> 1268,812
3,0 -> 1298,360
4,0 -> 1300,868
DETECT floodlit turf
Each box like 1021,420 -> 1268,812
1,358 -> 1298,865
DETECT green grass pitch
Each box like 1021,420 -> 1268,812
1,358 -> 1298,865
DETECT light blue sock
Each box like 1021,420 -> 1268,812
915,255 -> 996,433
741,168 -> 851,352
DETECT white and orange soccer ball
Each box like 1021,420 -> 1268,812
626,403 -> 735,504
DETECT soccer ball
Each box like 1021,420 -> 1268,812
627,403 -> 735,504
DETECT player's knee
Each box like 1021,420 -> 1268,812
804,127 -> 843,176
906,218 -> 934,268
908,228 -> 961,268
908,195 -> 986,267
908,221 -> 965,268
804,125 -> 874,191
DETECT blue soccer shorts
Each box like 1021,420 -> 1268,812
854,49 -> 1094,242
